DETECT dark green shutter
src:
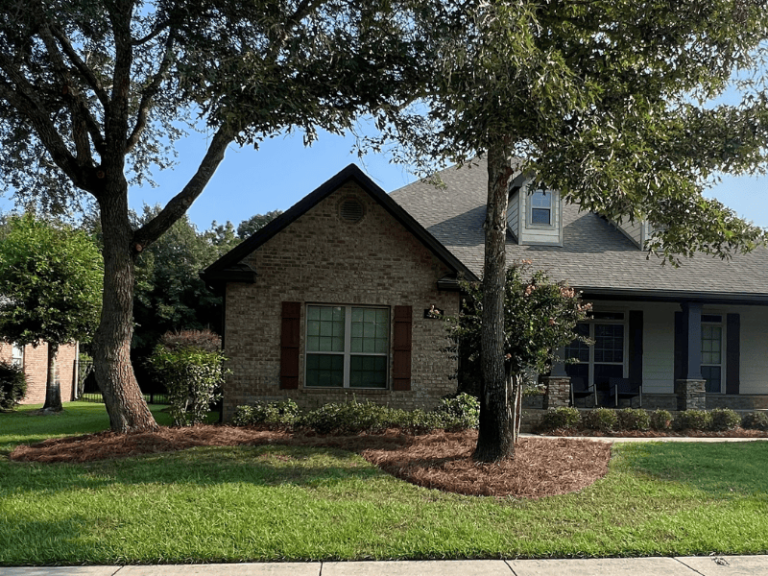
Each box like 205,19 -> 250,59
628,311 -> 643,386
726,313 -> 740,395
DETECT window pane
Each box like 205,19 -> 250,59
350,355 -> 387,388
594,324 -> 624,363
531,208 -> 550,225
565,323 -> 590,363
701,326 -> 722,365
531,191 -> 551,208
306,354 -> 343,387
307,305 -> 344,352
351,307 -> 389,356
702,366 -> 721,393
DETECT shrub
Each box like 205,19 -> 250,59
160,329 -> 221,353
299,401 -> 393,435
674,410 -> 713,431
709,408 -> 741,431
232,399 -> 300,429
539,406 -> 580,431
0,361 -> 26,410
649,409 -> 673,431
742,411 -> 768,431
581,408 -> 618,432
434,393 -> 480,430
616,408 -> 650,431
149,340 -> 227,426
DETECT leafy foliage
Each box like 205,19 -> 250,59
148,330 -> 226,426
615,408 -> 650,431
237,210 -> 283,239
449,262 -> 589,384
709,408 -> 741,431
539,407 -> 580,431
581,408 -> 618,433
674,410 -> 714,431
0,360 -> 27,410
0,214 -> 102,347
742,411 -> 768,431
649,410 -> 673,431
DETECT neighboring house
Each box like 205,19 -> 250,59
204,159 -> 768,417
0,341 -> 79,405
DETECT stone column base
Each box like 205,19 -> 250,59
675,379 -> 706,411
543,376 -> 571,409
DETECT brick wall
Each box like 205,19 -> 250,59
222,182 -> 461,419
0,341 -> 78,405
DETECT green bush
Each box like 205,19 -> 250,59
434,393 -> 480,430
581,407 -> 618,432
742,411 -> 768,430
299,401 -> 393,435
149,331 -> 227,426
232,399 -> 300,429
710,408 -> 741,431
649,409 -> 673,431
0,361 -> 26,410
616,408 -> 650,431
674,410 -> 713,431
539,406 -> 580,431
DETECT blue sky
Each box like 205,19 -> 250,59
129,126 -> 768,232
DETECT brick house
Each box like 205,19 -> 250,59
0,341 -> 79,404
202,165 -> 477,420
205,160 -> 768,416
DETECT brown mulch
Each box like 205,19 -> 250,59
8,426 -> 612,499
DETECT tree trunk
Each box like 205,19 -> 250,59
473,142 -> 515,462
92,191 -> 157,432
42,342 -> 62,412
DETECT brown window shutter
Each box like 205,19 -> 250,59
392,305 -> 412,391
280,302 -> 301,389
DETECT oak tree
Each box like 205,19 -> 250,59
393,0 -> 768,461
0,0 -> 420,431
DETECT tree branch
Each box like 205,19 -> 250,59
131,124 -> 236,251
125,30 -> 176,153
49,23 -> 111,109
0,64 -> 97,192
132,19 -> 170,46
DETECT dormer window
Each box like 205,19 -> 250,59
530,190 -> 552,226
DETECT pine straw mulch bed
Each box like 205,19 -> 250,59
8,426 -> 611,499
546,427 -> 768,438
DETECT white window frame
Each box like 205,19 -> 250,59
528,189 -> 553,228
701,314 -> 726,394
304,304 -> 390,389
567,311 -> 628,387
11,343 -> 23,368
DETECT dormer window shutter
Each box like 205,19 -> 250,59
280,302 -> 301,389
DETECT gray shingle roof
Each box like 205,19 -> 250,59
390,157 -> 768,302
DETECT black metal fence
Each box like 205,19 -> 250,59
79,391 -> 170,405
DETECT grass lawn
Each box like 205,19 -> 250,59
2,403 -> 768,565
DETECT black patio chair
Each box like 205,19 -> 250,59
609,377 -> 642,408
570,376 -> 596,408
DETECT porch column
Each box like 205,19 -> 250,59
675,302 -> 706,410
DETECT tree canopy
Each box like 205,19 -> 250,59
0,213 -> 102,410
0,0 -> 422,431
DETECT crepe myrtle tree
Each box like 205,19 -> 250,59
0,214 -> 102,412
381,0 -> 768,461
0,0 -> 424,431
448,262 -> 590,451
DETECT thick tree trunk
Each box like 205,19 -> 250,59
93,191 -> 157,432
42,342 -> 62,412
473,142 -> 515,462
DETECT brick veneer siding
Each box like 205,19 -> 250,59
0,341 -> 78,405
222,182 -> 460,420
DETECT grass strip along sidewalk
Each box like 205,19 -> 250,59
2,402 -> 768,565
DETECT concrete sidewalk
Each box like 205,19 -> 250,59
2,556 -> 768,576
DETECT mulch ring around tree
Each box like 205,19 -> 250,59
8,427 -> 611,499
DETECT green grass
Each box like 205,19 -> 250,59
2,403 -> 768,564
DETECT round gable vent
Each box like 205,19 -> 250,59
339,198 -> 364,223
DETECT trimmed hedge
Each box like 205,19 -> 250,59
742,411 -> 768,431
539,407 -> 580,431
581,407 -> 618,432
233,393 -> 480,435
0,361 -> 27,410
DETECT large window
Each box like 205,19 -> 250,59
530,190 -> 552,226
11,343 -> 23,368
305,305 -> 389,388
701,315 -> 723,393
565,312 -> 625,391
